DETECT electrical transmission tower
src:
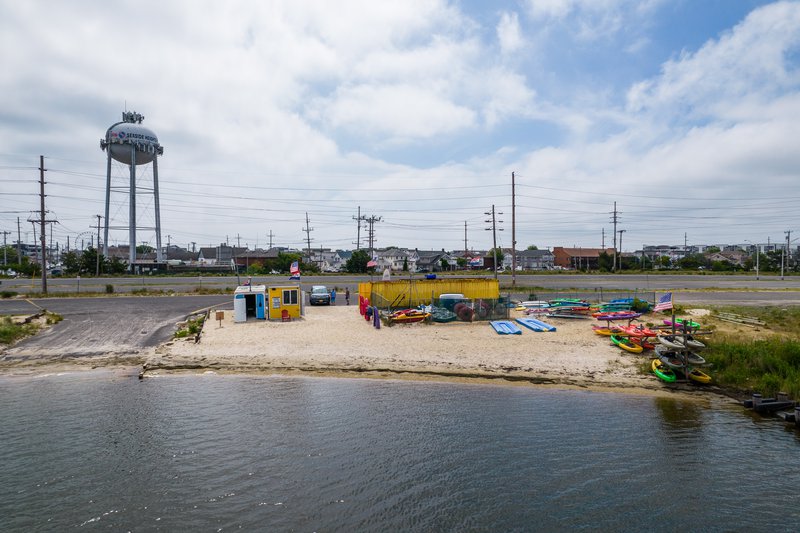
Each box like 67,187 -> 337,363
302,212 -> 314,260
364,215 -> 382,258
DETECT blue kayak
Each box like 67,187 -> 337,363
516,317 -> 557,332
490,320 -> 523,335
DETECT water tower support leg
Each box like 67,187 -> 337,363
153,155 -> 163,263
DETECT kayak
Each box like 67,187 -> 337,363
630,336 -> 656,350
658,335 -> 685,351
593,311 -> 642,320
687,367 -> 712,384
611,334 -> 644,354
516,317 -> 556,332
683,335 -> 706,350
652,359 -> 677,383
657,351 -> 687,369
387,309 -> 431,324
619,324 -> 659,338
664,318 -> 701,330
592,325 -> 616,336
490,320 -> 522,335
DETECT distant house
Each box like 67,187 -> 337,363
415,250 -> 453,272
375,248 -> 419,272
198,244 -> 245,268
517,249 -> 555,270
707,251 -> 748,268
234,248 -> 280,269
307,248 -> 351,272
552,247 -> 616,269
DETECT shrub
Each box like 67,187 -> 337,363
0,317 -> 39,344
105,284 -> 114,294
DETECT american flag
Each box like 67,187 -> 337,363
366,259 -> 377,268
290,261 -> 300,276
654,292 -> 673,312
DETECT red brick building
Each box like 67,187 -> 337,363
552,247 -> 616,269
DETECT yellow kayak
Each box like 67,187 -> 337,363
687,368 -> 712,384
611,334 -> 644,354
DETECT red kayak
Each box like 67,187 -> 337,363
619,324 -> 658,338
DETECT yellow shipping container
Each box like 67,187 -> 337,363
359,278 -> 499,308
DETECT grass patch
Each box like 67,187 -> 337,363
700,305 -> 800,398
704,336 -> 800,398
175,315 -> 205,339
0,316 -> 40,344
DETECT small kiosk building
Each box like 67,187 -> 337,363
268,285 -> 303,320
234,284 -> 267,322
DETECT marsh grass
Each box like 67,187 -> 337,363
704,306 -> 800,398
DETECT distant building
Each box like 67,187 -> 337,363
415,250 -> 453,272
233,248 -> 280,269
375,247 -> 419,272
552,247 -> 615,269
516,249 -> 555,270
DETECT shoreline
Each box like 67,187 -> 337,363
0,305 -> 738,403
0,359 -> 726,403
155,304 -> 738,402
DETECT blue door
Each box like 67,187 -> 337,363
256,293 -> 265,319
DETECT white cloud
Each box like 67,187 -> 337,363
497,11 -> 524,54
525,0 -> 664,40
626,1 -> 800,118
316,84 -> 476,140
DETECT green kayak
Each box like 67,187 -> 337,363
652,359 -> 676,383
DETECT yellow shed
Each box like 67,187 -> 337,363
268,285 -> 303,320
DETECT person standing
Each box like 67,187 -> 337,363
331,288 -> 336,305
345,288 -> 350,306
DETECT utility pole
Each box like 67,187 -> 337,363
92,215 -> 103,276
353,207 -> 367,250
1,230 -> 10,265
17,217 -> 22,264
485,205 -> 503,280
365,215 -> 382,259
267,230 -> 274,249
783,230 -> 792,280
601,227 -> 605,249
511,171 -> 517,288
618,230 -> 626,271
39,156 -> 48,293
464,221 -> 468,255
303,212 -> 313,260
610,202 -> 619,273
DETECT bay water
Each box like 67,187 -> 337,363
2,372 -> 799,531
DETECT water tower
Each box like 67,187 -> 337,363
100,111 -> 164,268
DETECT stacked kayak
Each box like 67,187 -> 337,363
593,311 -> 642,321
610,334 -> 644,354
652,359 -> 677,383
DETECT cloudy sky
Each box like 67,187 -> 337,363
1,0 -> 799,255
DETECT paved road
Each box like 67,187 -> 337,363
0,295 -> 229,359
3,273 -> 800,294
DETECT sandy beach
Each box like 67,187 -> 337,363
143,305 -> 719,397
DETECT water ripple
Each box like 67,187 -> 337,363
2,373 -> 800,531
